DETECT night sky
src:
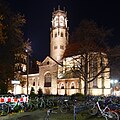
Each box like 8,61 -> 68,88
6,0 -> 120,61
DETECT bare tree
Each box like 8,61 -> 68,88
61,19 -> 112,96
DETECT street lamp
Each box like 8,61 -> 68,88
24,38 -> 32,95
25,49 -> 29,95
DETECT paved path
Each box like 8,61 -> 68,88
0,110 -> 46,120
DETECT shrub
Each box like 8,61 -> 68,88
70,93 -> 85,101
30,87 -> 36,99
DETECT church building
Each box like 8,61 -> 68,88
14,7 -> 111,96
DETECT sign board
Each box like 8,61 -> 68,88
11,80 -> 20,85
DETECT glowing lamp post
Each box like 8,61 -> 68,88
24,39 -> 32,95
25,49 -> 29,95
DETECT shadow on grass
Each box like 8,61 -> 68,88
43,109 -> 105,120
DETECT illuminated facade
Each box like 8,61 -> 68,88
57,53 -> 110,96
13,7 -> 111,96
37,7 -> 111,96
22,73 -> 39,94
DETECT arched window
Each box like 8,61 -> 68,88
33,82 -> 35,86
55,33 -> 57,37
71,82 -> 75,89
44,73 -> 51,87
47,61 -> 49,65
61,83 -> 64,89
61,32 -> 63,37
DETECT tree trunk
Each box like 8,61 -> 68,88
84,54 -> 88,96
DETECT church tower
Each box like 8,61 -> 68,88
50,6 -> 69,62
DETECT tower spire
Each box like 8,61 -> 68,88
53,7 -> 55,12
63,7 -> 65,11
58,5 -> 60,10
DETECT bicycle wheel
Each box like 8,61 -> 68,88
0,103 -> 9,116
38,102 -> 46,110
47,100 -> 54,108
59,104 -> 68,113
105,111 -> 119,120
88,105 -> 98,115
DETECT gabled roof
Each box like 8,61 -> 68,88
40,56 -> 57,66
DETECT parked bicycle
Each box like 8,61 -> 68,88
88,97 -> 119,120
0,103 -> 9,116
38,96 -> 54,110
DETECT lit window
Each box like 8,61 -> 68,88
44,73 -> 51,87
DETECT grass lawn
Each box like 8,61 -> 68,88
48,113 -> 105,120
43,109 -> 105,120
1,109 -> 105,120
